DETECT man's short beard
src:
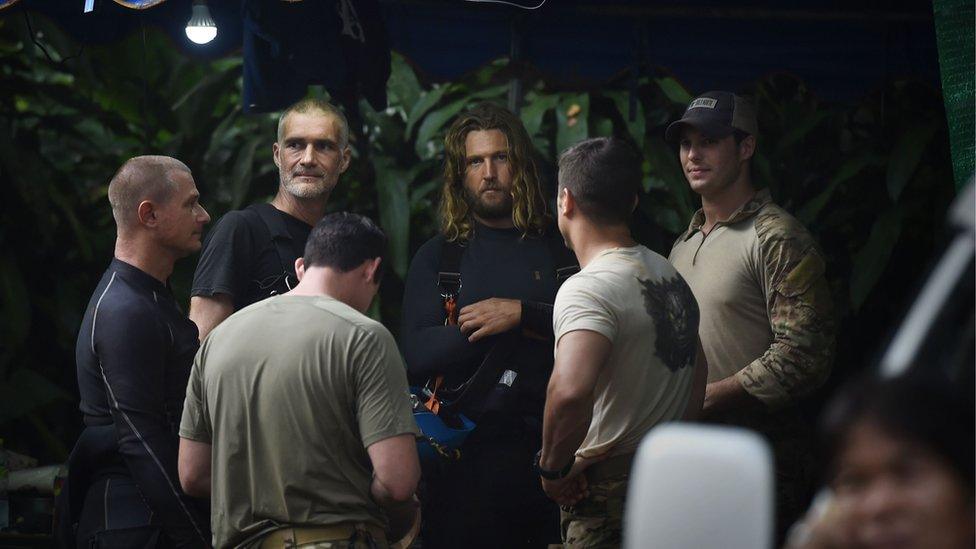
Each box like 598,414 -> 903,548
281,171 -> 333,199
463,185 -> 513,221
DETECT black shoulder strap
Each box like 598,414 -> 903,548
245,203 -> 301,276
546,232 -> 580,284
438,239 -> 465,299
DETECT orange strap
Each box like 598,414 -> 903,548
424,375 -> 443,414
444,295 -> 459,326
424,296 -> 460,414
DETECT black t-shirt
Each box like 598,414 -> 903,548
191,204 -> 312,311
75,258 -> 210,546
400,224 -> 575,425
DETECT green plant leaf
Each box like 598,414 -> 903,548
470,84 -> 509,101
229,137 -> 260,209
797,154 -> 883,224
387,53 -> 422,113
374,156 -> 417,278
0,369 -> 71,424
655,77 -> 692,105
850,207 -> 903,311
637,196 -> 684,235
405,85 -> 449,139
644,136 -> 693,220
0,256 -> 31,359
521,94 -> 558,138
592,115 -> 614,137
556,94 -> 590,154
776,110 -> 830,153
415,97 -> 468,159
887,123 -> 939,201
607,91 -> 646,150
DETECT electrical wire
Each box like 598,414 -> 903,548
464,0 -> 547,10
20,6 -> 85,65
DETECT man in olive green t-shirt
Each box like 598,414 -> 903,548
178,213 -> 420,548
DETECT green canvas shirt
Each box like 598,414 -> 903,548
668,189 -> 836,408
180,294 -> 419,548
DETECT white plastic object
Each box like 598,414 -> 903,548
623,423 -> 774,549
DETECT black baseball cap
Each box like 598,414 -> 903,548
665,91 -> 758,143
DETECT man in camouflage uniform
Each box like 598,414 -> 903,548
666,91 -> 836,541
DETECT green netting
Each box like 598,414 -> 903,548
933,0 -> 975,190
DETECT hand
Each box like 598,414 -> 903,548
701,376 -> 758,419
539,454 -> 607,506
384,495 -> 420,546
541,472 -> 588,507
458,298 -> 521,342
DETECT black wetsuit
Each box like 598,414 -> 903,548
401,224 -> 574,548
65,258 -> 210,548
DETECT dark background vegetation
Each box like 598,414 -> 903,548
0,12 -> 957,464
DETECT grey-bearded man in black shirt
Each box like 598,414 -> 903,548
400,102 -> 576,548
189,98 -> 351,340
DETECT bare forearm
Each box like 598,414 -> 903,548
540,391 -> 592,471
367,435 -> 419,506
370,475 -> 414,507
702,375 -> 761,418
178,438 -> 212,497
189,295 -> 233,341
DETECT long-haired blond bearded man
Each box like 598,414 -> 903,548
400,102 -> 576,548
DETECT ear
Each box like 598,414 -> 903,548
137,200 -> 157,227
631,193 -> 640,213
272,142 -> 282,169
364,257 -> 382,285
559,187 -> 576,217
738,134 -> 756,162
338,145 -> 352,175
295,257 -> 306,281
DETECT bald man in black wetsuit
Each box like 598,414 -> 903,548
60,156 -> 212,548
401,103 -> 576,548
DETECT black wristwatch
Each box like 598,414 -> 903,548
533,449 -> 573,480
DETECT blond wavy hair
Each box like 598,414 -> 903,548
439,102 -> 550,242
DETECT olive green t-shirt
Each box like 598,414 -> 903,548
179,294 -> 419,548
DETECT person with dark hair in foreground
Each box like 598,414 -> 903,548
540,137 -> 706,547
787,374 -> 974,549
178,213 -> 420,548
60,156 -> 212,548
400,102 -> 575,547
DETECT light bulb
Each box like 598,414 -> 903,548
185,1 -> 217,45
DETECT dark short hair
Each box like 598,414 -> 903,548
304,212 -> 387,280
557,137 -> 641,225
821,374 -> 975,490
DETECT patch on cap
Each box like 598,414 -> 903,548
688,97 -> 718,110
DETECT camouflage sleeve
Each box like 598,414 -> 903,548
734,208 -> 836,408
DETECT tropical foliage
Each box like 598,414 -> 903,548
0,13 -> 956,462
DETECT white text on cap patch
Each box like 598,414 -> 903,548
688,98 -> 718,110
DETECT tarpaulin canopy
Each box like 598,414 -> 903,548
3,0 -> 942,112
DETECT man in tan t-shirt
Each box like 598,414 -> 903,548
666,91 -> 836,540
539,137 -> 706,548
178,213 -> 420,548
